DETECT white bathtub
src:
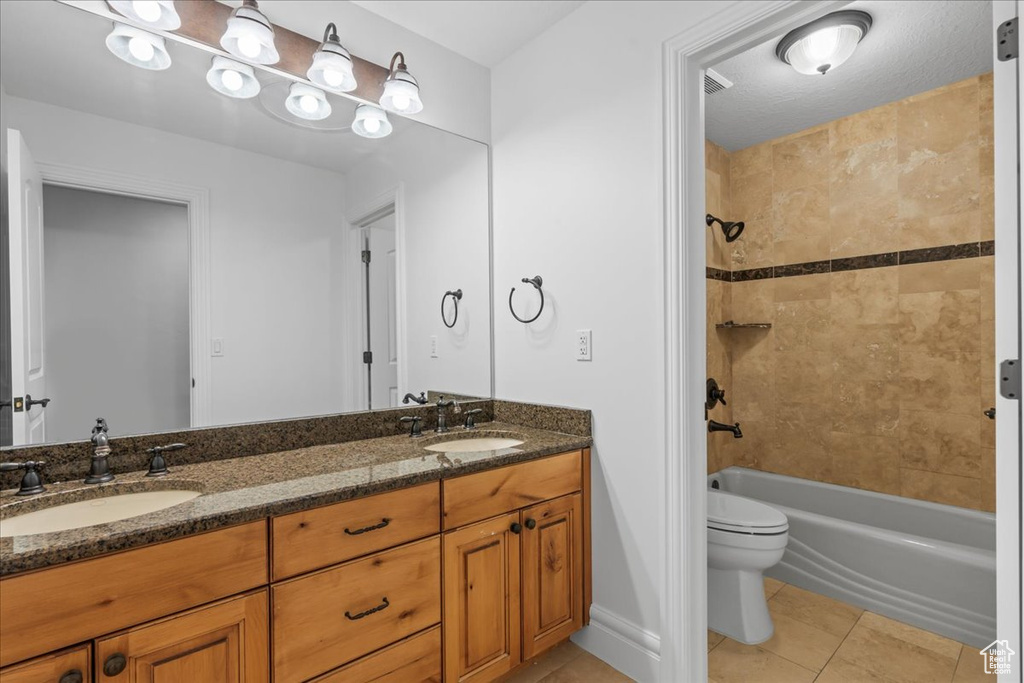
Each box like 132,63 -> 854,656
709,466 -> 996,648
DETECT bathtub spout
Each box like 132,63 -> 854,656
709,420 -> 743,438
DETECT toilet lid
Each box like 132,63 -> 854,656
707,491 -> 788,531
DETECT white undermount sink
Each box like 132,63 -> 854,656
0,490 -> 202,538
423,437 -> 524,453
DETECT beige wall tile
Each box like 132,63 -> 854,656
830,432 -> 900,494
980,447 -> 995,512
775,273 -> 830,302
767,402 -> 832,480
773,130 -> 830,192
899,145 -> 979,221
831,268 -> 899,324
728,419 -> 773,469
833,380 -> 900,437
832,324 -> 900,382
774,299 -> 830,353
773,182 -> 830,263
898,260 -> 980,294
899,410 -> 982,478
900,211 -> 981,251
900,469 -> 982,508
730,141 -> 772,179
829,103 -> 897,153
830,138 -> 899,257
897,81 -> 979,162
980,175 -> 994,240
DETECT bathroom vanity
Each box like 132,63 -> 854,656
0,410 -> 592,683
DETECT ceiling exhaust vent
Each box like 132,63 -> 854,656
704,68 -> 733,95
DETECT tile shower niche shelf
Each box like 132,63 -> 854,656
716,321 -> 772,329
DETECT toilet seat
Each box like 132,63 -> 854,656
708,490 -> 788,535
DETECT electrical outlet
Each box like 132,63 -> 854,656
576,329 -> 592,361
430,335 -> 438,358
211,338 -> 224,357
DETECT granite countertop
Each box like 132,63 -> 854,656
0,422 -> 591,576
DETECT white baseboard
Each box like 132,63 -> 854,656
572,604 -> 661,682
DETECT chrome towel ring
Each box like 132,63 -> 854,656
509,276 -> 544,324
441,289 -> 462,328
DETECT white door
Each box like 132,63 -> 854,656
6,129 -> 48,445
993,1 -> 1021,680
364,221 -> 398,409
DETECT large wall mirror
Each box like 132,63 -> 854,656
0,0 -> 492,446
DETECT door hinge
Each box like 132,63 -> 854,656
363,351 -> 373,365
361,249 -> 371,264
1000,359 -> 1021,400
997,17 -> 1018,61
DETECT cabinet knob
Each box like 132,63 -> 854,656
59,670 -> 83,683
525,518 -> 537,530
510,522 -> 522,534
103,653 -> 127,677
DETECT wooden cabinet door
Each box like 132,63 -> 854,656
520,494 -> 584,660
0,644 -> 90,683
443,512 -> 521,682
95,591 -> 268,683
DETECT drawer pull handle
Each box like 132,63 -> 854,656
344,518 -> 391,535
345,596 -> 390,620
59,670 -> 83,683
525,518 -> 537,530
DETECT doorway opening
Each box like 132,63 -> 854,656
355,206 -> 398,410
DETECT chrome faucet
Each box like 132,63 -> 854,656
85,418 -> 115,484
435,396 -> 458,433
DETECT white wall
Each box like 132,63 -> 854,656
255,0 -> 492,143
346,126 -> 491,401
43,186 -> 190,441
6,96 -> 353,429
491,1 -> 735,679
0,82 -> 11,445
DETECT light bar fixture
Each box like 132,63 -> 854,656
308,22 -> 357,92
220,0 -> 279,65
105,23 -> 172,70
351,104 -> 393,138
207,56 -> 261,98
108,1 -> 181,30
379,52 -> 423,114
285,83 -> 331,120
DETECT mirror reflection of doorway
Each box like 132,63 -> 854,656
360,209 -> 398,410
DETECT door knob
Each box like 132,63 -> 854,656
59,670 -> 83,683
510,522 -> 522,534
24,394 -> 51,409
525,518 -> 537,530
984,407 -> 996,420
103,653 -> 127,677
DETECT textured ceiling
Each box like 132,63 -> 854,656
705,0 -> 993,151
348,0 -> 587,67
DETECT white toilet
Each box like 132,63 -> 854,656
707,489 -> 789,644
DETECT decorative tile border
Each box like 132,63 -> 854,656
710,241 -> 995,282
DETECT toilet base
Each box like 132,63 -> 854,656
707,567 -> 773,644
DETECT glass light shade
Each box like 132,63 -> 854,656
776,10 -> 872,76
206,56 -> 261,98
308,43 -> 357,93
380,71 -> 423,114
105,23 -> 171,70
351,104 -> 392,138
108,1 -> 181,30
285,83 -> 331,120
220,4 -> 279,65
784,24 -> 864,75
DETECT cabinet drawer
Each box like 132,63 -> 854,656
310,626 -> 441,683
0,644 -> 91,683
272,537 -> 441,683
0,521 -> 268,668
442,451 -> 582,530
272,482 -> 440,580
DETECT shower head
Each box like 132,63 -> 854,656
705,214 -> 745,243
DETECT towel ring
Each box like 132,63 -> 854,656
441,289 -> 462,328
509,276 -> 544,324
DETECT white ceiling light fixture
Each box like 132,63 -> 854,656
206,56 -> 260,99
351,104 -> 392,138
285,82 -> 331,121
379,52 -> 423,114
308,22 -> 357,93
108,1 -> 181,30
776,10 -> 872,76
105,23 -> 171,70
220,0 -> 279,65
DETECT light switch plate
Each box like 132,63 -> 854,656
577,329 -> 592,361
211,338 -> 224,357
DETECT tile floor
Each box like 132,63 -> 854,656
708,577 -> 992,683
502,577 -> 992,683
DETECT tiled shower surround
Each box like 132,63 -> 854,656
705,74 -> 995,512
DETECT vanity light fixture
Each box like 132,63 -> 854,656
379,52 -> 423,114
108,1 -> 181,30
307,23 -> 357,92
206,56 -> 261,98
776,10 -> 872,75
351,104 -> 393,138
105,23 -> 172,70
220,0 -> 279,65
285,82 -> 331,120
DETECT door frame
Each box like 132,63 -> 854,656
34,161 -> 213,428
347,184 -> 407,411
